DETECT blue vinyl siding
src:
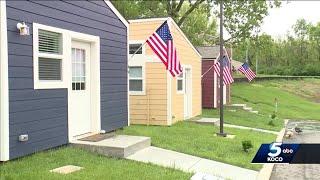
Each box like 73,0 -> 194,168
6,0 -> 128,159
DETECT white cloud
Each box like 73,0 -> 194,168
261,1 -> 320,39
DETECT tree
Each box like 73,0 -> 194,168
293,19 -> 311,64
309,22 -> 320,61
233,19 -> 320,76
111,0 -> 281,45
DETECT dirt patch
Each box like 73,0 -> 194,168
276,79 -> 320,103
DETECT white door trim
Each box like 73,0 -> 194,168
183,65 -> 192,120
66,32 -> 101,142
0,0 -> 9,161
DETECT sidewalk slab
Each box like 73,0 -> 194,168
126,146 -> 258,180
126,146 -> 201,172
194,118 -> 279,135
190,158 -> 258,180
224,124 -> 279,135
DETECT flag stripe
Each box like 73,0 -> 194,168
238,63 -> 256,82
213,55 -> 234,85
147,21 -> 182,77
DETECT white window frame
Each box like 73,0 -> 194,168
129,40 -> 145,55
128,65 -> 145,95
177,67 -> 185,94
33,23 -> 69,89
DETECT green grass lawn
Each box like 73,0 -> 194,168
202,108 -> 283,131
0,147 -> 191,180
232,80 -> 320,120
118,122 -> 276,170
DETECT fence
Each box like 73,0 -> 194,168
234,76 -> 320,82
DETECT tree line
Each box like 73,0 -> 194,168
233,19 -> 320,76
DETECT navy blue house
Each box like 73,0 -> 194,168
0,0 -> 129,161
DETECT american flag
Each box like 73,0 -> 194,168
147,21 -> 182,77
238,62 -> 256,81
213,55 -> 234,85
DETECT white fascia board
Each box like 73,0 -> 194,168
104,0 -> 129,28
0,0 -> 9,161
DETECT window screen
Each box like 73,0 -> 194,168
129,44 -> 142,54
129,66 -> 143,92
39,29 -> 62,54
38,58 -> 62,80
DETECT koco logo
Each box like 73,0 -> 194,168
267,142 -> 283,162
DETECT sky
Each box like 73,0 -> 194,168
260,1 -> 320,39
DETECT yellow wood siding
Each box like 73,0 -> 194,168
129,19 -> 201,125
130,21 -> 165,56
170,22 -> 202,121
129,62 -> 168,125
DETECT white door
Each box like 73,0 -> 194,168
69,41 -> 91,138
184,68 -> 192,119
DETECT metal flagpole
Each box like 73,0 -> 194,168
217,0 -> 226,137
129,41 -> 147,60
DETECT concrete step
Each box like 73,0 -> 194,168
195,118 -> 220,126
226,104 -> 247,109
250,111 -> 259,114
71,135 -> 151,158
243,107 -> 253,111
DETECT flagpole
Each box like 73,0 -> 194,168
217,0 -> 226,137
129,41 -> 147,60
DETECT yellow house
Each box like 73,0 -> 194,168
128,18 -> 202,126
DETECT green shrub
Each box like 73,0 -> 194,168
268,120 -> 275,127
242,140 -> 253,152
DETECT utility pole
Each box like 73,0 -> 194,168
217,0 -> 226,137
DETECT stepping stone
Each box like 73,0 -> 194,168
50,165 -> 83,174
214,134 -> 236,139
243,107 -> 253,111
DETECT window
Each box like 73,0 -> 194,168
38,58 -> 61,80
39,30 -> 62,54
38,29 -> 63,81
72,48 -> 86,90
129,43 -> 142,54
129,66 -> 143,92
177,72 -> 184,93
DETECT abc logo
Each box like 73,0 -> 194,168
282,148 -> 294,154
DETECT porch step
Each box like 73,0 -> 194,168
71,135 -> 151,158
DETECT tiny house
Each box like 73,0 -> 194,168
196,46 -> 231,108
0,0 -> 128,161
128,18 -> 202,126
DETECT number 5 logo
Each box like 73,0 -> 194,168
268,142 -> 282,157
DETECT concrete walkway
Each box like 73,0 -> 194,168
194,118 -> 279,135
126,146 -> 258,180
224,124 -> 279,135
